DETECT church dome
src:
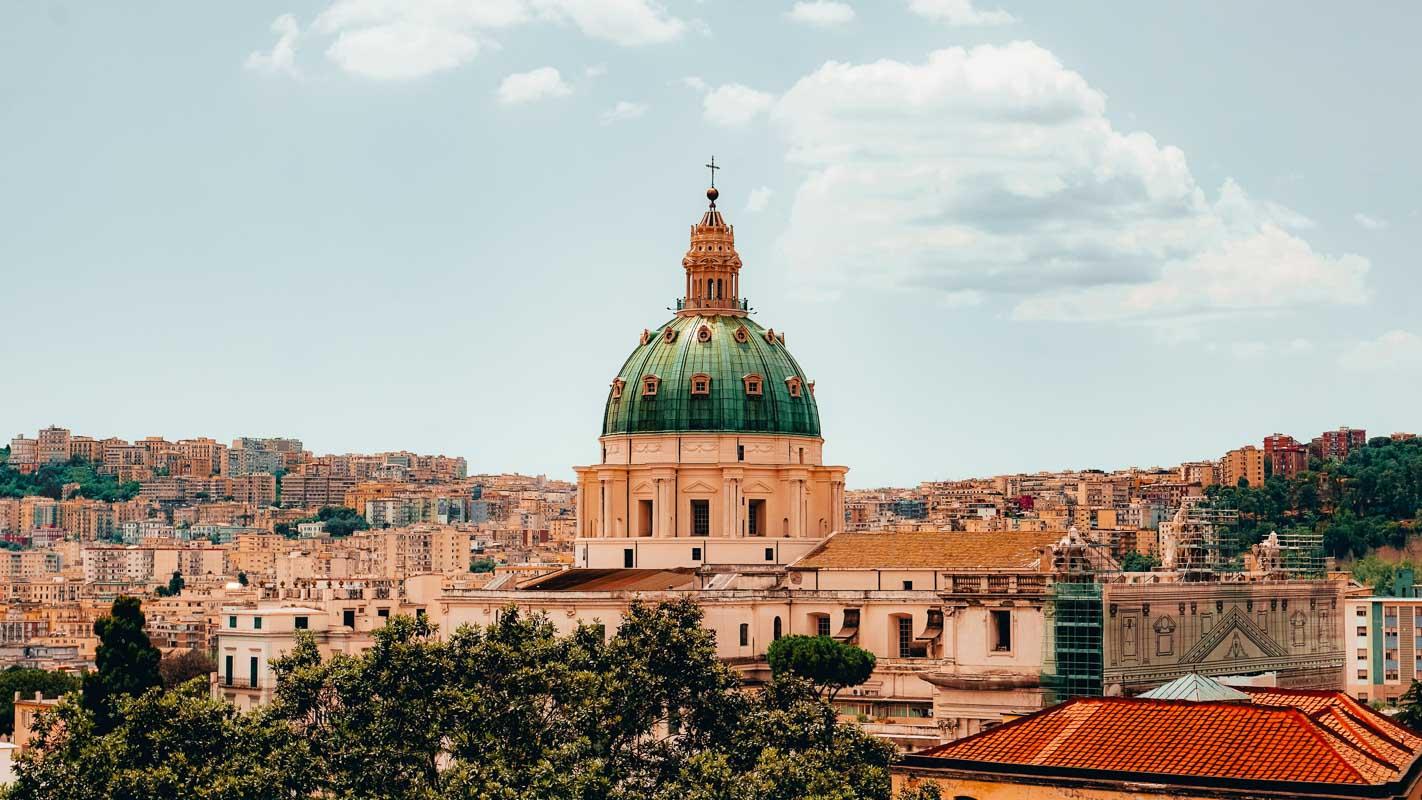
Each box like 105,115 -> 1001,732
603,314 -> 820,437
602,176 -> 820,438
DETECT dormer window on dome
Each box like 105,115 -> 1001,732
785,376 -> 803,398
642,375 -> 660,397
764,328 -> 778,344
697,325 -> 712,343
743,374 -> 764,397
690,373 -> 711,396
663,328 -> 678,344
733,325 -> 750,344
640,329 -> 652,345
610,378 -> 626,400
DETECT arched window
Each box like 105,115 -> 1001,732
743,374 -> 764,397
641,375 -> 660,397
773,616 -> 782,641
689,374 -> 711,396
609,378 -> 625,400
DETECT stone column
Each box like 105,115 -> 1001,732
599,475 -> 614,538
722,475 -> 740,537
789,478 -> 804,538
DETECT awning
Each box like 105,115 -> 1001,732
915,608 -> 944,643
833,608 -> 860,643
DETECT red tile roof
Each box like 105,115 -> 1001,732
917,688 -> 1422,787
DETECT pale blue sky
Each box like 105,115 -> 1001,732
1,1 -> 1418,487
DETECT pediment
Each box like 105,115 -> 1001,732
1180,606 -> 1287,664
744,480 -> 775,494
631,481 -> 654,494
682,480 -> 718,494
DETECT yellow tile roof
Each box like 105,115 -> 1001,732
791,530 -> 1063,570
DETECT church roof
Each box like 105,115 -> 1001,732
789,530 -> 1062,571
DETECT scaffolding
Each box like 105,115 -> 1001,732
1041,581 -> 1104,703
1158,497 -> 1241,579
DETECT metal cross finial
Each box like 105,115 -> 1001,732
705,156 -> 719,188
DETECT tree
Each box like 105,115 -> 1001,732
1398,679 -> 1422,730
156,571 -> 185,597
0,667 -> 80,735
237,570 -> 249,586
159,649 -> 216,689
766,635 -> 876,701
1119,552 -> 1161,572
11,683 -> 318,800
470,557 -> 496,573
81,597 -> 161,734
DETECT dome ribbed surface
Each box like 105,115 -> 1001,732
603,315 -> 821,437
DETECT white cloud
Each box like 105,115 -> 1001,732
497,67 -> 572,104
245,14 -> 301,76
1355,212 -> 1388,230
680,76 -> 709,92
584,63 -> 608,78
788,1 -> 856,27
1342,330 -> 1422,371
301,0 -> 686,79
703,83 -> 775,128
600,100 -> 648,124
769,42 -> 1370,325
908,0 -> 1016,26
746,186 -> 775,212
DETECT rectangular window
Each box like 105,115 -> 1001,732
637,500 -> 653,536
817,616 -> 831,637
377,608 -> 390,619
903,580 -> 914,591
764,547 -> 774,562
224,655 -> 233,686
737,445 -> 745,461
990,609 -> 1012,652
249,656 -> 258,688
294,616 -> 308,630
898,617 -> 913,658
343,609 -> 356,628
1358,669 -> 1368,679
747,499 -> 765,536
623,548 -> 635,568
691,547 -> 702,561
1358,648 -> 1368,659
691,500 -> 710,536
253,617 -> 262,630
416,608 -> 426,621
1358,626 -> 1368,636
228,615 -> 237,628
739,623 -> 749,647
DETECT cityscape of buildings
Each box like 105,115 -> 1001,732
3,186 -> 1421,797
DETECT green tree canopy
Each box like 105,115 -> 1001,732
81,596 -> 161,734
0,667 -> 80,735
16,599 -> 923,800
766,635 -> 876,701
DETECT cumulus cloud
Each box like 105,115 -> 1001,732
769,42 -> 1370,325
1342,330 -> 1422,371
788,1 -> 856,26
746,186 -> 775,212
497,67 -> 572,104
245,14 -> 301,76
600,100 -> 648,124
1355,212 -> 1388,230
294,0 -> 687,80
908,0 -> 1016,26
702,83 -> 775,127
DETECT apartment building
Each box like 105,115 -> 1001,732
36,426 -> 71,464
1220,445 -> 1265,488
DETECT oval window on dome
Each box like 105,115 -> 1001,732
663,328 -> 678,344
743,374 -> 764,397
733,325 -> 750,344
697,325 -> 712,343
642,375 -> 661,397
690,373 -> 711,396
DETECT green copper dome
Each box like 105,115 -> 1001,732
603,314 -> 821,437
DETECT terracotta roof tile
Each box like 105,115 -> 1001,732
790,530 -> 1061,571
918,692 -> 1422,786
